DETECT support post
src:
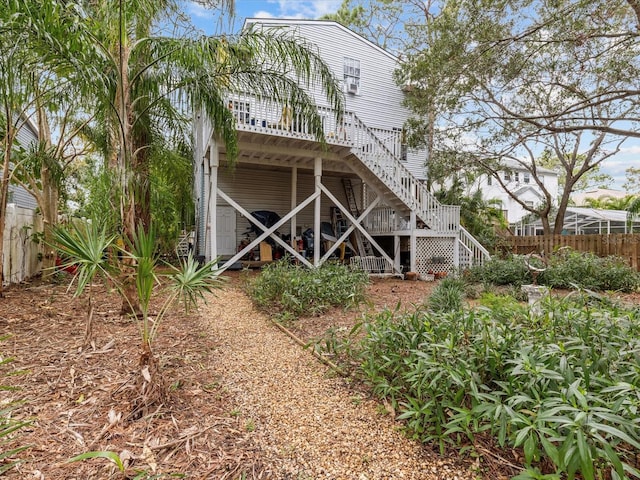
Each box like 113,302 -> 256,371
291,166 -> 297,249
208,147 -> 219,264
410,211 -> 417,273
314,157 -> 322,267
394,235 -> 401,273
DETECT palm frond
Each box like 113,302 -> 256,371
50,222 -> 116,296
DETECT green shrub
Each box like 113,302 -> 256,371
467,250 -> 640,293
246,261 -> 369,317
345,294 -> 640,479
428,276 -> 466,312
541,249 -> 640,292
466,256 -> 531,286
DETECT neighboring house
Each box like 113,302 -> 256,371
2,116 -> 42,285
571,188 -> 629,207
193,19 -> 489,279
472,160 -> 559,225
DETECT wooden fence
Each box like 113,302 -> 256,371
501,233 -> 640,271
2,205 -> 43,285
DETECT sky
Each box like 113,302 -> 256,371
185,0 -> 639,192
186,0 -> 343,34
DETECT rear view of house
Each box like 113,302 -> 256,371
193,19 -> 489,278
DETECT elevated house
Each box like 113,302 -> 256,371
193,19 -> 489,278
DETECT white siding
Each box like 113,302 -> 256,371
6,118 -> 38,210
247,20 -> 427,180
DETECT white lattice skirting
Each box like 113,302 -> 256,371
415,237 -> 455,278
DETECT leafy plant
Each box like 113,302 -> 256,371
427,276 -> 466,312
51,221 -> 225,413
334,292 -> 640,478
466,250 -> 640,293
246,261 -> 369,317
466,255 -> 531,287
0,335 -> 31,475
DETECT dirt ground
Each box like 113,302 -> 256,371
0,271 -> 440,479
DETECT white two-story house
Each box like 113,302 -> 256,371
193,19 -> 489,278
471,160 -> 559,225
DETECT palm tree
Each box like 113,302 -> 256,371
11,0 -> 344,409
11,0 -> 342,302
627,197 -> 640,232
17,0 -> 342,238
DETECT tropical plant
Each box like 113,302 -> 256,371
51,220 -> 225,413
343,292 -> 640,478
12,0 -> 343,241
52,221 -> 116,346
427,276 -> 465,312
246,261 -> 369,318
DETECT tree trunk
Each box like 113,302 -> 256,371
0,122 -> 16,297
132,340 -> 166,419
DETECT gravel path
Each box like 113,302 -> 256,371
202,287 -> 478,480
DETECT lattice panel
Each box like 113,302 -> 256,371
415,237 -> 455,278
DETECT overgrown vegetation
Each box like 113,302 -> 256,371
326,292 -> 640,479
1,335 -> 30,475
467,249 -> 640,292
245,261 -> 369,318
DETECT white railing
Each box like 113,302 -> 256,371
458,226 -> 491,268
227,92 -> 489,263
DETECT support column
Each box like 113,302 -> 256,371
291,166 -> 297,249
208,146 -> 219,264
410,211 -> 417,272
314,157 -> 322,267
394,235 -> 401,273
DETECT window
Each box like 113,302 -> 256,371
504,171 -> 511,181
524,172 -> 530,183
487,174 -> 492,186
525,201 -> 534,208
514,171 -> 520,183
343,57 -> 360,94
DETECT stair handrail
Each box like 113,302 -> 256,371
458,226 -> 491,266
343,111 -> 451,231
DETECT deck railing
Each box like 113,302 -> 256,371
228,92 -> 488,263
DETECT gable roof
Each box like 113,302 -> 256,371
242,18 -> 398,63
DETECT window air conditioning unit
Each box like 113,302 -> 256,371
347,81 -> 359,94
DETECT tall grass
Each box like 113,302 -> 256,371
343,293 -> 640,479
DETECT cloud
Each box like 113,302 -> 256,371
187,1 -> 215,19
243,0 -> 342,19
620,144 -> 640,155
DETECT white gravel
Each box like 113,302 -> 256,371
201,287 -> 478,480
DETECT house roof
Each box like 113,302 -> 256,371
242,18 -> 399,63
571,188 -> 630,206
500,158 -> 558,176
511,185 -> 545,198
